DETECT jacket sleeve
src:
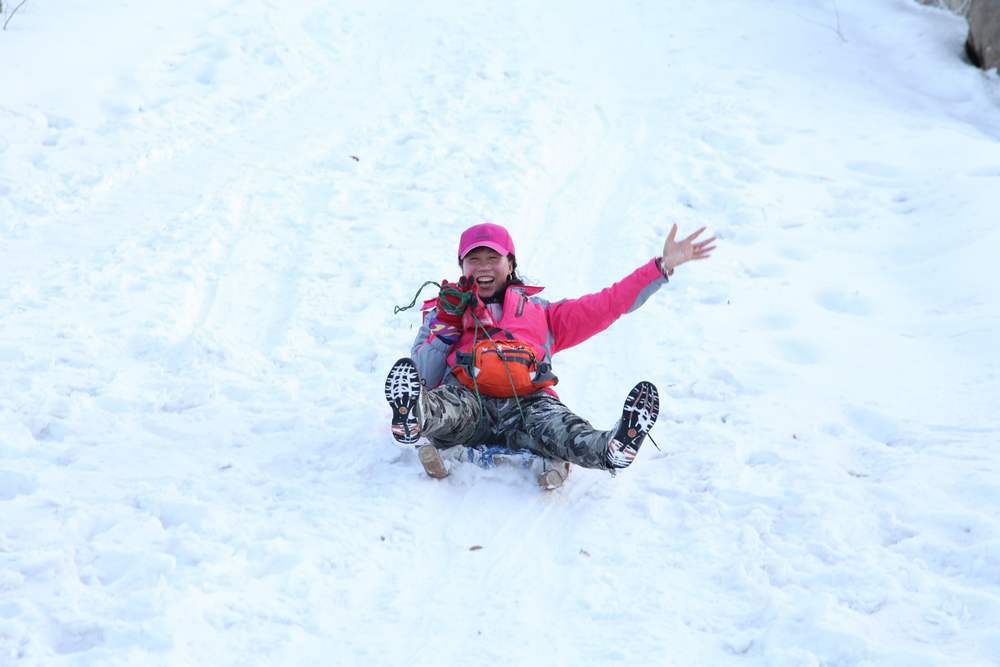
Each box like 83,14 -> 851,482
546,258 -> 667,354
410,307 -> 453,389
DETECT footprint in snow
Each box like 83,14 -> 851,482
86,550 -> 176,589
746,450 -> 782,466
777,244 -> 809,261
845,160 -> 903,181
741,262 -> 785,278
697,291 -> 729,305
52,623 -> 106,655
967,165 -> 1000,178
45,114 -> 75,131
843,405 -> 904,445
757,311 -> 795,331
815,288 -> 872,316
891,192 -> 918,215
775,338 -> 821,365
755,128 -> 786,146
0,470 -> 39,501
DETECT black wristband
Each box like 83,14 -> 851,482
655,257 -> 672,281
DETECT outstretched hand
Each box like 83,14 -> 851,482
661,224 -> 716,273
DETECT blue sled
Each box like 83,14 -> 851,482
456,445 -> 542,470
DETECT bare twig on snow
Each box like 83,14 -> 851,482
3,0 -> 31,31
832,1 -> 848,44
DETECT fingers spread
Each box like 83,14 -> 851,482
694,245 -> 716,258
683,226 -> 707,243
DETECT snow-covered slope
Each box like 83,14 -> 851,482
1,1 -> 998,665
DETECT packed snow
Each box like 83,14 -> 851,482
1,0 -> 999,665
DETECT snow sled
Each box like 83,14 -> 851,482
418,443 -> 571,490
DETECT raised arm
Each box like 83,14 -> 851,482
548,225 -> 716,353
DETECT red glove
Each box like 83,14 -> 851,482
434,277 -> 475,328
429,277 -> 475,345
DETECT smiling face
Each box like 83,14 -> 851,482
461,246 -> 513,299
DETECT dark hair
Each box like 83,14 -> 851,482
507,254 -> 524,285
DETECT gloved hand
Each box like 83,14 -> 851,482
429,277 -> 475,345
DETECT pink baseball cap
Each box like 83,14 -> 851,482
457,222 -> 516,261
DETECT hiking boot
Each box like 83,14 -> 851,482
538,461 -> 572,490
418,444 -> 449,479
605,381 -> 659,469
385,358 -> 424,445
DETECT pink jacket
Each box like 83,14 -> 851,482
411,258 -> 668,392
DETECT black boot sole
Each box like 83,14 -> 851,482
385,358 -> 423,445
606,381 -> 659,469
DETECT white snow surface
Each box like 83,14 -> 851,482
2,0 -> 999,665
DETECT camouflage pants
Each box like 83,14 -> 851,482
420,385 -> 613,470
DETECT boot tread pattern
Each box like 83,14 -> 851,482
385,358 -> 422,445
606,381 -> 659,469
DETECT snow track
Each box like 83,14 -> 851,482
2,1 -> 999,665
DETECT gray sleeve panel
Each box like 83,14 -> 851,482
625,273 -> 668,314
410,308 -> 452,388
528,295 -> 551,308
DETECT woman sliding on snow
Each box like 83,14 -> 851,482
386,222 -> 715,486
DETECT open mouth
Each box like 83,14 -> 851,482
475,276 -> 496,288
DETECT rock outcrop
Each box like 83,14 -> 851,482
966,0 -> 1000,71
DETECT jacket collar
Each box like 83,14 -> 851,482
420,282 -> 544,313
507,284 -> 544,297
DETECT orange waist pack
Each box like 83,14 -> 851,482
452,337 -> 557,397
